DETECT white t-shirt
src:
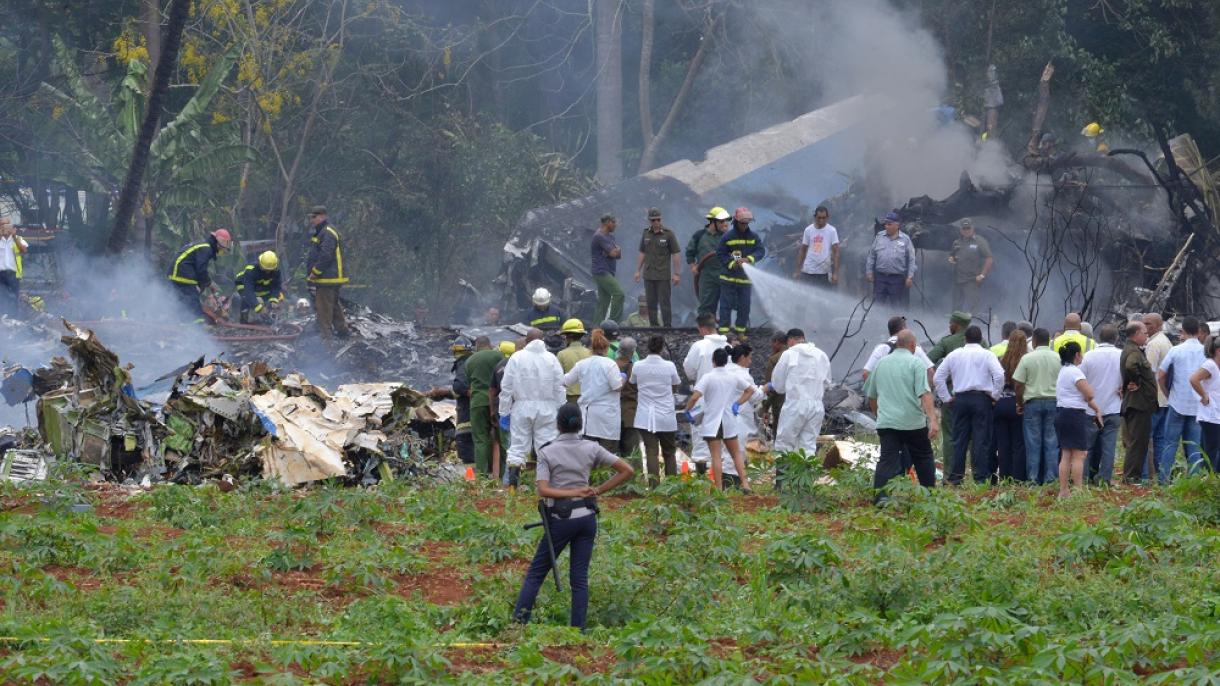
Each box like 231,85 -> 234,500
1079,344 -> 1122,416
1198,360 -> 1220,424
0,236 -> 18,272
1056,365 -> 1088,410
799,223 -> 839,274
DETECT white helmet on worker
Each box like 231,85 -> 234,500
258,250 -> 279,271
532,287 -> 552,307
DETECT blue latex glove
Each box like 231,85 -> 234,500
684,410 -> 695,423
499,415 -> 511,431
766,382 -> 775,394
620,372 -> 628,381
731,402 -> 741,416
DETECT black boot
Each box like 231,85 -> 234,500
508,466 -> 520,489
695,461 -> 707,476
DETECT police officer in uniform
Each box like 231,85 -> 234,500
512,403 -> 634,631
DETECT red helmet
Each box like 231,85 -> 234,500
733,207 -> 753,222
211,228 -> 233,247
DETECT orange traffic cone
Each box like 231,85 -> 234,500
464,466 -> 476,482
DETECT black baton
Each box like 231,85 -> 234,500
523,499 -> 563,592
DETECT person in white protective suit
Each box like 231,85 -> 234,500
768,328 -> 831,460
682,312 -> 728,473
499,328 -> 566,488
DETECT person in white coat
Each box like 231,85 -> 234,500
729,344 -> 765,443
631,334 -> 681,484
562,329 -> 624,453
500,328 -> 566,488
769,328 -> 831,455
681,313 -> 729,473
685,346 -> 757,492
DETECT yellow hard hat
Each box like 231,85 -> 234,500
1081,122 -> 1103,138
258,250 -> 279,270
561,318 -> 586,335
498,341 -> 516,356
706,206 -> 731,221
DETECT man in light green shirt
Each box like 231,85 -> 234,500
1013,327 -> 1060,484
863,331 -> 940,501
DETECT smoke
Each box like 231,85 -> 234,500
795,0 -> 1015,204
743,263 -> 963,377
48,252 -> 223,387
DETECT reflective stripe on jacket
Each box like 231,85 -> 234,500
167,240 -> 217,287
12,236 -> 25,279
307,223 -> 348,285
717,226 -> 765,284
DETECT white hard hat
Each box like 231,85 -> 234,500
532,287 -> 552,306
296,298 -> 310,309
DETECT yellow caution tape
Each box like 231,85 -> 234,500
0,636 -> 497,649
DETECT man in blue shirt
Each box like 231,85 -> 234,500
1157,316 -> 1207,478
591,214 -> 624,323
865,212 -> 916,307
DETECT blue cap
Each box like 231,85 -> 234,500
884,211 -> 901,223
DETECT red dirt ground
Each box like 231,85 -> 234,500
540,645 -> 613,673
443,644 -> 506,673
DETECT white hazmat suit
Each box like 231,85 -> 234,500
771,341 -> 831,454
500,339 -> 566,468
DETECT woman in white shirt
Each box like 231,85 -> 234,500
684,347 -> 756,492
630,335 -> 681,485
1054,342 -> 1103,498
729,344 -> 764,443
1189,335 -> 1220,473
562,329 -> 624,453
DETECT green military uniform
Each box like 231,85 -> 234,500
464,348 -> 505,475
639,224 -> 680,326
557,341 -> 591,403
949,234 -> 991,313
764,349 -> 785,437
625,312 -> 650,327
685,226 -> 725,317
617,356 -> 640,462
927,312 -> 971,468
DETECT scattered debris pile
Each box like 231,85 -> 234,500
8,321 -> 463,486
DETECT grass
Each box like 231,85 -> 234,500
0,458 -> 1219,684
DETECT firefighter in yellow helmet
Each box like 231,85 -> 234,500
1081,122 -> 1109,153
234,250 -> 285,324
685,206 -> 730,317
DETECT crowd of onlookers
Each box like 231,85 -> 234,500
866,310 -> 1220,499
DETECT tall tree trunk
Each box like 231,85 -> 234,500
107,0 -> 190,255
637,0 -> 655,156
637,15 -> 714,174
141,0 -> 162,92
594,0 -> 623,184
